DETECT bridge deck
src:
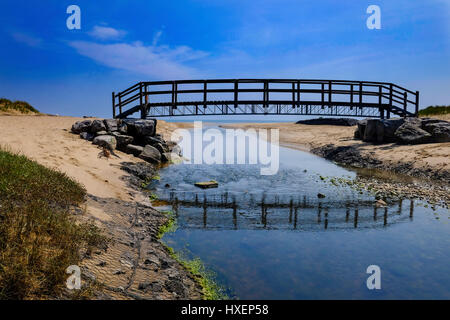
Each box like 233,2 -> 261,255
112,79 -> 419,119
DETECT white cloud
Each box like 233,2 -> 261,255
69,40 -> 208,79
88,26 -> 127,40
11,32 -> 42,47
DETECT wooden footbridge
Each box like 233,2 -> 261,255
112,79 -> 419,119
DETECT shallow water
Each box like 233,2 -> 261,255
153,127 -> 450,299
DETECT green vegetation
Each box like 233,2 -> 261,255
156,211 -> 177,239
157,210 -> 228,300
0,147 -> 106,299
0,98 -> 39,114
418,105 -> 450,117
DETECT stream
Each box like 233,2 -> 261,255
151,125 -> 449,299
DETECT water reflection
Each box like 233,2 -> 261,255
159,191 -> 415,231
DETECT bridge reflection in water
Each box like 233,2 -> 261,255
160,191 -> 414,231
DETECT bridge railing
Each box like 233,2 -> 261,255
112,79 -> 419,119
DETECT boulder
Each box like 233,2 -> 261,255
95,130 -> 108,136
118,123 -> 128,134
363,119 -> 378,142
430,125 -> 450,143
356,120 -> 367,139
71,120 -> 92,133
80,132 -> 95,141
422,121 -> 450,134
93,135 -> 117,150
115,134 -> 134,148
394,122 -> 432,145
139,145 -> 161,164
104,119 -> 119,132
161,152 -> 183,164
124,119 -> 157,137
125,144 -> 144,157
142,135 -> 165,146
171,145 -> 182,156
375,118 -> 405,143
90,120 -> 107,133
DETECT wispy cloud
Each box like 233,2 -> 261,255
11,32 -> 42,47
87,25 -> 127,40
69,40 -> 208,79
152,30 -> 163,46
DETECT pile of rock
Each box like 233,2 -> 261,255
71,119 -> 182,164
354,117 -> 450,145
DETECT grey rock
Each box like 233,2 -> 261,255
118,123 -> 128,134
80,132 -> 95,141
363,119 -> 378,142
171,145 -> 182,156
115,134 -> 134,148
394,122 -> 432,144
356,120 -> 367,140
375,118 -> 405,143
95,130 -> 108,136
422,121 -> 450,134
139,145 -> 161,164
90,120 -> 107,133
430,125 -> 450,143
143,135 -> 164,146
125,119 -> 157,137
93,135 -> 117,150
104,119 -> 119,132
125,144 -> 144,156
164,279 -> 186,296
71,120 -> 92,133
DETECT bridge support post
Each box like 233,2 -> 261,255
112,92 -> 116,118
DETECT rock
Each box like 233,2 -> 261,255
375,118 -> 405,143
430,125 -> 450,143
422,121 -> 449,134
93,135 -> 117,150
317,193 -> 326,198
394,122 -> 432,145
195,180 -> 218,189
80,132 -> 94,141
104,119 -> 119,132
354,128 -> 361,139
296,118 -> 358,126
125,144 -> 144,157
71,120 -> 92,133
124,119 -> 157,137
95,130 -> 108,136
114,134 -> 134,148
363,119 -> 378,142
356,120 -> 367,140
154,142 -> 169,154
162,152 -> 183,164
139,145 -> 161,164
171,145 -> 182,156
164,279 -> 186,296
90,120 -> 107,133
375,199 -> 387,207
113,269 -> 125,275
143,135 -> 164,146
118,123 -> 128,134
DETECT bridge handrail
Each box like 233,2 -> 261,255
112,79 -> 419,119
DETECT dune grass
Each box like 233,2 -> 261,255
0,98 -> 39,114
0,146 -> 106,299
418,105 -> 450,117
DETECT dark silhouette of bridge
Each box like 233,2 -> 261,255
112,79 -> 419,119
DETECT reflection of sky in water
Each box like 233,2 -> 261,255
155,128 -> 450,299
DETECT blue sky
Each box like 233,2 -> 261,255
0,0 -> 449,118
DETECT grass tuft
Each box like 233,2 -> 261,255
0,98 -> 39,114
0,147 -> 106,299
